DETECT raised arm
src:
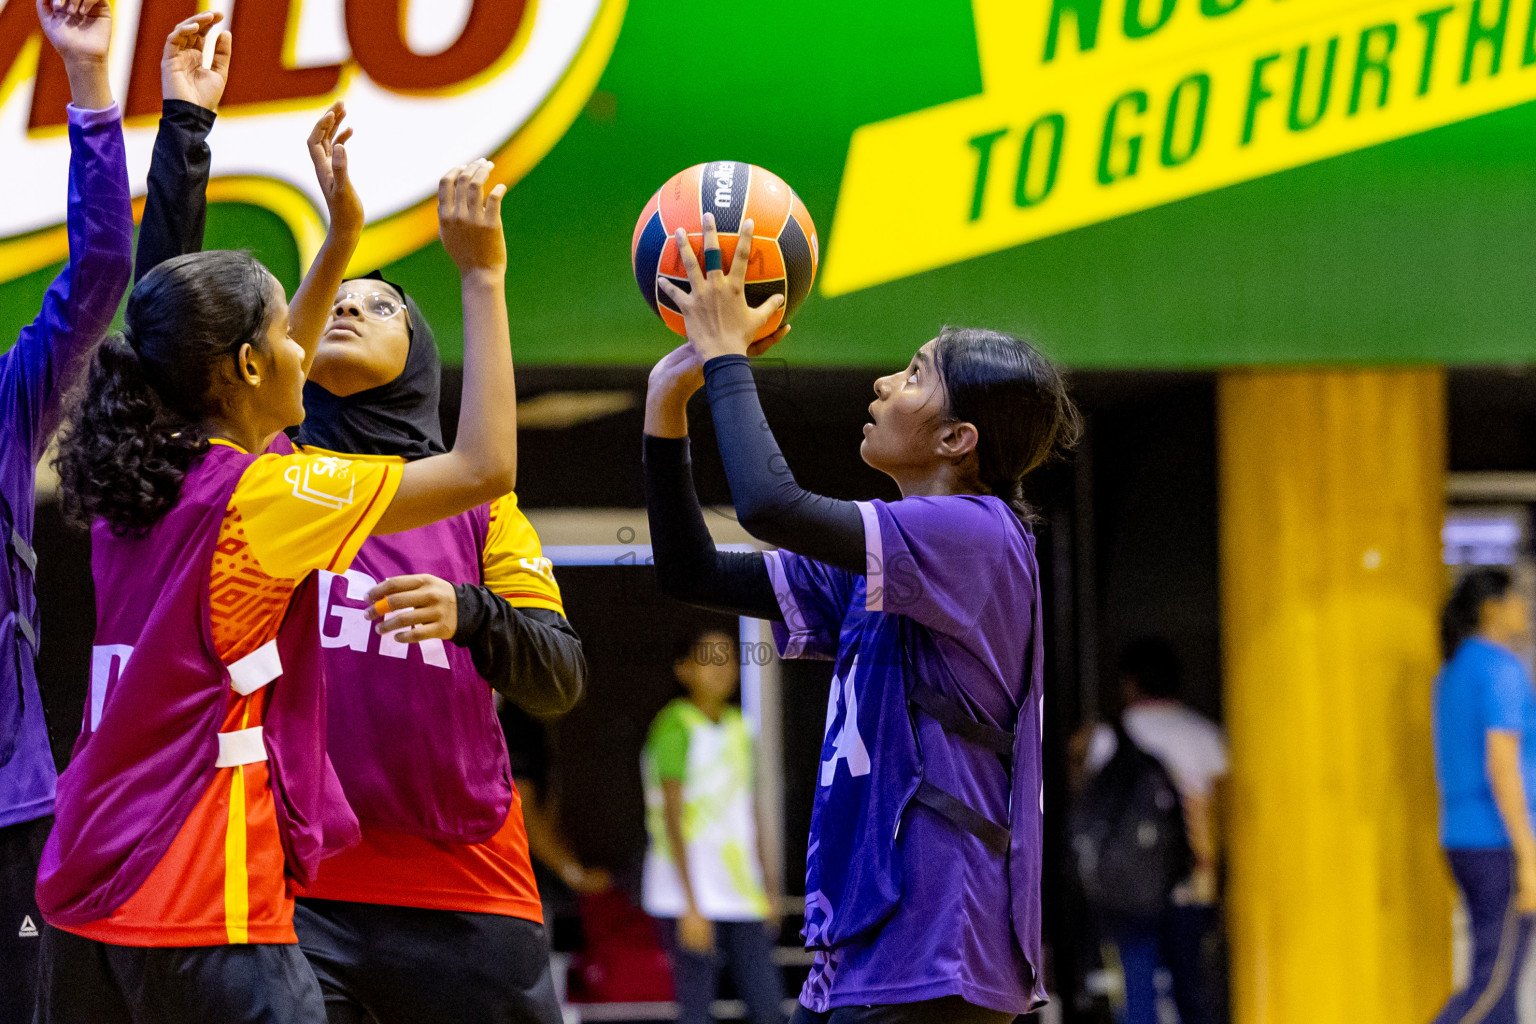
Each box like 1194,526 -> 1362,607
371,162 -> 517,533
8,0 -> 133,460
135,12 -> 229,281
289,103 -> 364,372
643,344 -> 782,620
657,215 -> 865,571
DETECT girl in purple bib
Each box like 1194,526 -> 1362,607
643,215 -> 1080,1023
37,135 -> 522,1023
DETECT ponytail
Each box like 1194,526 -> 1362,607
53,334 -> 207,535
53,250 -> 276,536
985,477 -> 1030,524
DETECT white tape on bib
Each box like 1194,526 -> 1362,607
215,727 -> 267,768
227,639 -> 281,696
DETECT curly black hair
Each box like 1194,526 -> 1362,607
54,251 -> 276,536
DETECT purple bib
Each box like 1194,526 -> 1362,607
767,495 -> 1045,1014
37,444 -> 358,926
316,506 -> 512,844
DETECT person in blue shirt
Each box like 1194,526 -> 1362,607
1432,567 -> 1536,1024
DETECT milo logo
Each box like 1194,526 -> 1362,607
0,0 -> 627,284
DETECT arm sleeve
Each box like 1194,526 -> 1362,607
231,451 -> 403,580
452,590 -> 587,716
646,705 -> 691,782
0,104 -> 133,463
643,432 -> 782,620
1484,658 -> 1529,732
701,355 -> 866,572
136,100 -> 216,282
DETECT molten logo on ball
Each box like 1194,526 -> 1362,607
0,0 -> 627,285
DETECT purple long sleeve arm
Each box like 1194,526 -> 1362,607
0,105 -> 132,805
9,105 -> 135,461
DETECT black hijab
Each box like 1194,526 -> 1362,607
297,272 -> 447,460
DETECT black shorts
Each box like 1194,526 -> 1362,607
789,996 -> 1019,1024
0,814 -> 50,1024
294,897 -> 562,1024
33,922 -> 326,1024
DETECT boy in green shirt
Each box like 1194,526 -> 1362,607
643,629 -> 784,1024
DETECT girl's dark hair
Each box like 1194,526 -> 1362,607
932,326 -> 1082,521
671,626 -> 737,669
1441,567 -> 1515,660
54,251 -> 276,536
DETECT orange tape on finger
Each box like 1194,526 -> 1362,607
373,598 -> 391,618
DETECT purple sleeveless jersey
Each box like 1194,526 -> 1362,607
315,506 -> 513,843
36,444 -> 357,926
764,494 -> 1046,1017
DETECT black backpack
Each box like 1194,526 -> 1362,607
1068,721 -> 1194,923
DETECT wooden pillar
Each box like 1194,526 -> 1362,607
1218,367 -> 1452,1024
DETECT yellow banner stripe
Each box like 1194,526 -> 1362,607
823,0 -> 1536,295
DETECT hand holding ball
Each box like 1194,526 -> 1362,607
632,161 -> 819,341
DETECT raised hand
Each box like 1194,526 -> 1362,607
162,11 -> 230,111
438,160 -> 507,275
643,328 -> 790,439
657,213 -> 786,363
37,0 -> 113,110
308,102 -> 363,239
37,0 -> 112,63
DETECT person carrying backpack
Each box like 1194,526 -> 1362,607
1076,639 -> 1228,1024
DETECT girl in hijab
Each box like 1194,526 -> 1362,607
133,59 -> 587,1024
38,78 -> 520,1024
290,273 -> 586,1024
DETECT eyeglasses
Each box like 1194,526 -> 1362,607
332,289 -> 404,321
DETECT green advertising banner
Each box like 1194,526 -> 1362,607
2,0 -> 1535,368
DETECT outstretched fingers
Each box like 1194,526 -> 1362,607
330,133 -> 350,191
466,159 -> 493,220
485,180 -> 507,227
307,111 -> 333,150
656,276 -> 687,309
308,102 -> 345,156
308,103 -> 347,192
701,212 -> 723,279
749,292 -> 786,334
210,26 -> 232,77
673,227 -> 704,289
732,219 -> 755,285
166,12 -> 218,55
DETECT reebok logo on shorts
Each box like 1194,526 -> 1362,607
18,915 -> 38,938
